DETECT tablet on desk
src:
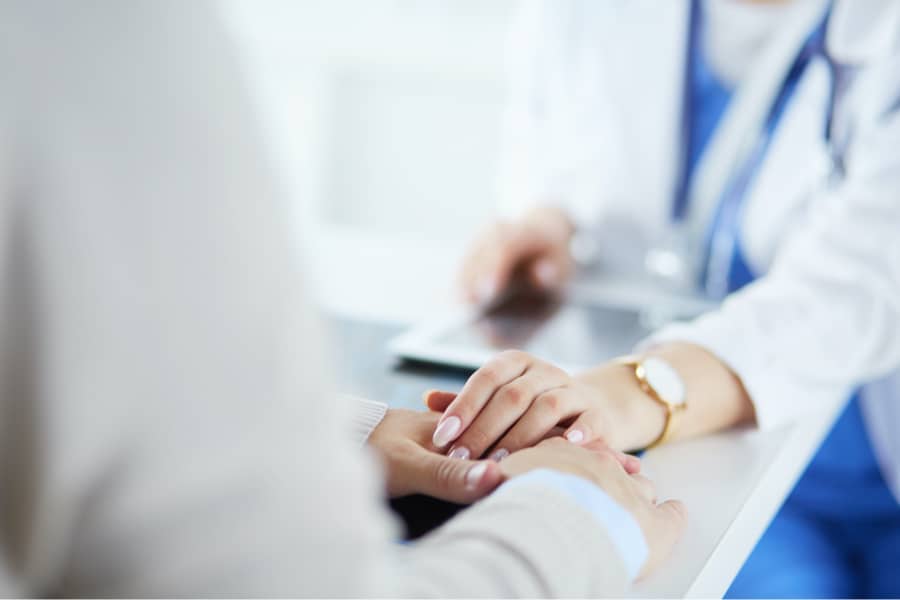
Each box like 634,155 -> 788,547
388,278 -> 718,373
388,290 -> 649,373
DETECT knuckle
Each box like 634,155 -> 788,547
545,364 -> 570,381
665,500 -> 689,524
461,423 -> 494,453
537,391 -> 563,414
476,365 -> 502,386
498,349 -> 527,363
432,458 -> 456,492
498,384 -> 529,409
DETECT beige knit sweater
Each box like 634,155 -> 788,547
0,1 -> 629,596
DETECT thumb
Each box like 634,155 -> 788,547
580,441 -> 642,475
656,499 -> 688,537
563,410 -> 606,448
638,499 -> 688,579
423,389 -> 457,413
414,451 -> 504,504
527,256 -> 563,290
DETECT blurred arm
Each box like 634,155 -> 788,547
0,2 -> 632,596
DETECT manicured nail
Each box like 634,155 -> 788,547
432,416 -> 462,448
448,446 -> 471,460
489,448 -> 510,462
465,462 -> 488,490
565,429 -> 584,444
477,277 -> 496,303
534,260 -> 558,287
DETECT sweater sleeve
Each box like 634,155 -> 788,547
347,395 -> 389,445
403,476 -> 631,597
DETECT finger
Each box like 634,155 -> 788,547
539,425 -> 567,441
617,451 -> 642,475
412,453 -> 504,504
458,232 -> 501,303
489,387 -> 584,458
469,226 -> 553,304
449,368 -> 566,460
629,473 -> 657,503
656,499 -> 688,536
579,441 -> 642,474
423,389 -> 457,412
432,350 -> 532,449
562,408 -> 607,447
525,251 -> 571,292
638,499 -> 688,580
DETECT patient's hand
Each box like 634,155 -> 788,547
368,405 -> 639,505
368,409 -> 504,504
501,438 -> 687,579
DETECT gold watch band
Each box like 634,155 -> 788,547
614,356 -> 686,450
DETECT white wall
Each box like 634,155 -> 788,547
225,0 -> 518,244
223,1 -> 521,320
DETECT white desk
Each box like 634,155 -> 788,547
314,230 -> 844,598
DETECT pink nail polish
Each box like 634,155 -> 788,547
489,448 -> 510,462
448,446 -> 471,460
432,416 -> 462,448
465,462 -> 488,490
534,260 -> 558,287
477,277 -> 497,303
565,429 -> 584,444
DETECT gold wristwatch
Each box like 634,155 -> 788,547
615,356 -> 688,450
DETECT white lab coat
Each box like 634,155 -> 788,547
498,0 -> 900,498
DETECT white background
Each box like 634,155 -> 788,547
224,1 -> 521,320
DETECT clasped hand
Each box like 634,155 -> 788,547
368,386 -> 684,579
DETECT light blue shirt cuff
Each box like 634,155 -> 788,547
498,468 -> 649,580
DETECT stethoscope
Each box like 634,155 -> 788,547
650,0 -> 848,300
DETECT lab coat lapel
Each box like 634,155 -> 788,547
604,0 -> 689,233
685,0 -> 829,244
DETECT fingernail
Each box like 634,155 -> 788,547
448,446 -> 471,460
432,415 -> 462,448
477,277 -> 496,303
534,260 -> 558,287
465,462 -> 488,490
565,429 -> 584,444
489,448 -> 510,462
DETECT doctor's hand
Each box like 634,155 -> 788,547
499,438 -> 687,579
427,385 -> 644,471
427,350 -> 666,460
368,408 -> 505,504
458,206 -> 575,305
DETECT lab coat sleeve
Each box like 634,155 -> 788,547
0,1 -> 632,596
642,59 -> 900,430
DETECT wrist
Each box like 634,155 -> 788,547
583,365 -> 668,452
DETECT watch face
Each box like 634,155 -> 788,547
642,357 -> 686,406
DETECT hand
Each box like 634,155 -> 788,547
367,408 -> 504,504
458,206 -> 575,305
427,350 -> 665,459
426,388 -> 643,473
500,438 -> 687,579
